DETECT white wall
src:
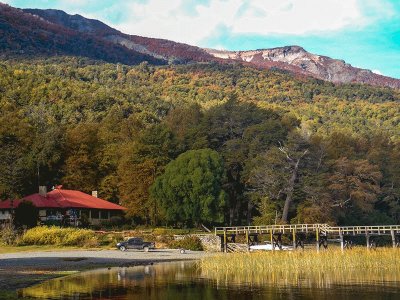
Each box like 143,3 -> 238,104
0,210 -> 11,220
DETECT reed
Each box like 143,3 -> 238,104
200,248 -> 400,287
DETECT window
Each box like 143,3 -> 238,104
68,209 -> 80,218
47,209 -> 56,216
128,238 -> 142,245
100,210 -> 109,219
91,210 -> 100,219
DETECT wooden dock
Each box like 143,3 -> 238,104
214,224 -> 400,252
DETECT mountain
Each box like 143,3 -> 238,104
1,3 -> 399,88
0,3 -> 164,65
22,8 -> 216,64
205,46 -> 400,89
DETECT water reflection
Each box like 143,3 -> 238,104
19,261 -> 400,300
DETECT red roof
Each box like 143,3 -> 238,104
0,189 -> 126,210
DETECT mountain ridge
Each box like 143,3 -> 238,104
0,3 -> 165,65
23,8 -> 217,64
0,3 -> 398,89
205,46 -> 400,88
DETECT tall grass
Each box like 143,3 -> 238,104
200,248 -> 400,287
0,223 -> 18,245
168,236 -> 203,251
18,226 -> 99,247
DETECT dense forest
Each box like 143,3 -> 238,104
0,57 -> 399,227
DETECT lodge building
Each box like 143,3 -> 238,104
0,186 -> 126,225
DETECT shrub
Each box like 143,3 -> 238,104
98,233 -> 124,246
18,226 -> 98,247
152,228 -> 169,236
168,236 -> 203,251
155,233 -> 173,244
0,223 -> 19,245
63,228 -> 97,246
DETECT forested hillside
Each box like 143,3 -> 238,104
1,57 -> 399,226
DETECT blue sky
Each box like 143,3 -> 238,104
4,0 -> 400,78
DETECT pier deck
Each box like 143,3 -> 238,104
214,224 -> 400,252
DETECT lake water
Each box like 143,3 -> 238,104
19,261 -> 400,300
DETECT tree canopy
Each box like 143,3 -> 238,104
151,149 -> 226,226
0,57 -> 399,226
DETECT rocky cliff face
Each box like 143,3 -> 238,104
205,46 -> 400,89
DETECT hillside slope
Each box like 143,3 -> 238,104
23,8 -> 217,64
1,59 -> 399,225
0,4 -> 165,65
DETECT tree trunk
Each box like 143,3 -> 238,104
236,200 -> 241,225
247,199 -> 253,225
281,159 -> 300,223
229,207 -> 234,226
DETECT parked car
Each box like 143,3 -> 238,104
116,237 -> 155,252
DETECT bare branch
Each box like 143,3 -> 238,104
278,141 -> 292,162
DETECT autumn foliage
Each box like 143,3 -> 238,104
0,58 -> 399,226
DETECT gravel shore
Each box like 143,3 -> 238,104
0,249 -> 212,292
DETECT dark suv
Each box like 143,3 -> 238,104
116,237 -> 155,252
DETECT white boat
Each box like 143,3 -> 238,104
249,243 -> 293,251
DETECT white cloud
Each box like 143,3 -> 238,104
5,0 -> 394,47
112,0 -> 376,45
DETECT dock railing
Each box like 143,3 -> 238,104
214,224 -> 400,236
215,223 -> 400,251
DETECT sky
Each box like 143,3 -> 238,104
4,0 -> 400,78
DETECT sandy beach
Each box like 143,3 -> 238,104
0,249 -> 212,292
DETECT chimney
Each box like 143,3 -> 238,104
39,186 -> 47,196
92,191 -> 98,198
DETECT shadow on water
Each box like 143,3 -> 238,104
19,261 -> 400,300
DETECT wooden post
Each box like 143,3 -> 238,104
366,231 -> 370,249
391,230 -> 396,248
223,229 -> 227,253
316,229 -> 320,252
340,232 -> 344,252
245,230 -> 249,251
292,230 -> 296,249
270,230 -> 274,251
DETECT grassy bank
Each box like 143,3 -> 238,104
0,245 -> 106,254
1,226 -> 205,252
200,248 -> 400,286
1,226 -> 124,249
